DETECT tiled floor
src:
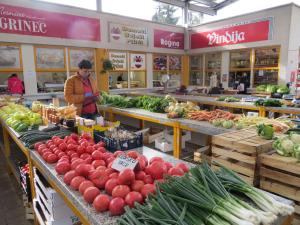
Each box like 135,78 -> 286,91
0,151 -> 33,225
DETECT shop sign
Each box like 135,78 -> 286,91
109,22 -> 148,46
109,52 -> 127,71
130,53 -> 145,70
191,18 -> 273,49
154,29 -> 184,49
0,3 -> 100,41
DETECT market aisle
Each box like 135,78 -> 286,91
0,152 -> 33,225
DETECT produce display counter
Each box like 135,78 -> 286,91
126,91 -> 263,115
0,116 -> 296,225
263,106 -> 300,117
97,105 -> 232,158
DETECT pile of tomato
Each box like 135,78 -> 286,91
34,133 -> 189,216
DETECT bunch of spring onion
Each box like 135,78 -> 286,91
216,165 -> 294,221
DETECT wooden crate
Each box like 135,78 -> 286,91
211,129 -> 273,186
260,152 -> 300,223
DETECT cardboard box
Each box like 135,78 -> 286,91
155,138 -> 173,152
143,127 -> 164,144
165,130 -> 191,149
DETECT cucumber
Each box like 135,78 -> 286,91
42,126 -> 61,132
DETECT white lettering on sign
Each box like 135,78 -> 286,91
111,154 -> 138,172
160,38 -> 180,48
0,17 -> 47,33
207,31 -> 245,45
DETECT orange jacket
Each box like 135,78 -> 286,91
64,73 -> 99,115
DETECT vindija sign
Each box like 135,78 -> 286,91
0,3 -> 100,41
190,18 -> 273,49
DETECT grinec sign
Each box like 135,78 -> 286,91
0,3 -> 100,41
109,22 -> 148,46
154,29 -> 184,49
190,18 -> 273,49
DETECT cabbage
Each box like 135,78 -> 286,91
212,119 -> 224,127
277,86 -> 290,94
266,85 -> 278,93
273,137 -> 295,156
222,120 -> 234,129
290,133 -> 300,144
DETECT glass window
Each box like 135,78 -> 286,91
37,0 -> 97,10
153,55 -> 167,71
188,11 -> 203,26
230,50 -> 251,69
153,71 -> 165,87
254,47 -> 279,68
0,72 -> 24,94
253,69 -> 278,87
130,71 -> 146,88
37,72 -> 67,93
190,55 -> 203,85
109,72 -> 128,89
102,0 -> 183,26
229,71 -> 251,88
169,55 -> 182,70
205,53 -> 221,86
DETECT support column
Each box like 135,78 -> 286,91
95,49 -> 109,92
182,55 -> 189,86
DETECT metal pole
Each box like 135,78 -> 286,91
184,0 -> 189,27
96,0 -> 102,12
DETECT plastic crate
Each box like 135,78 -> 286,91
94,131 -> 143,152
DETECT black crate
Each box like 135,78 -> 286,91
94,131 -> 143,152
18,161 -> 32,202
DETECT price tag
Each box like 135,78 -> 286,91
111,154 -> 138,172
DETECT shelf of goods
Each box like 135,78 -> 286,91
260,152 -> 300,224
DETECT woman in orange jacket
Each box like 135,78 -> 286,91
64,60 -> 99,119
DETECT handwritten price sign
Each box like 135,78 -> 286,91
111,154 -> 138,172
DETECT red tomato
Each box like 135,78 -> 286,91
76,145 -> 86,155
71,153 -> 79,159
46,154 -> 58,164
131,180 -> 144,192
80,141 -> 89,148
55,138 -> 63,147
49,145 -> 56,151
70,176 -> 85,190
71,158 -> 85,170
141,184 -> 156,198
83,186 -> 100,204
164,162 -> 173,171
88,170 -> 105,180
71,133 -> 79,141
113,151 -> 124,158
107,161 -> 113,169
149,157 -> 164,165
168,167 -> 184,176
105,178 -> 118,195
92,160 -> 106,169
81,133 -> 91,140
51,136 -> 59,141
63,170 -> 78,185
86,146 -> 94,154
34,142 -> 44,151
136,156 -> 147,171
117,169 -> 135,185
46,140 -> 53,148
80,153 -> 91,160
55,162 -> 71,175
135,171 -> 146,181
96,166 -> 107,172
109,197 -> 125,216
127,151 -> 139,159
125,191 -> 143,208
106,157 -> 115,166
98,142 -> 106,148
92,174 -> 109,189
76,164 -> 94,177
105,168 -> 116,176
93,194 -> 110,212
67,150 -> 76,157
67,143 -> 77,151
58,158 -> 69,164
143,175 -> 153,184
58,143 -> 67,151
147,161 -> 167,180
79,180 -> 95,195
112,185 -> 130,199
109,172 -> 119,179
84,156 -> 93,164
91,150 -> 103,160
176,163 -> 189,173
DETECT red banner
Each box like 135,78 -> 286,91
154,29 -> 184,49
191,18 -> 272,49
0,3 -> 100,41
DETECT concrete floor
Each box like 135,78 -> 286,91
0,151 -> 33,225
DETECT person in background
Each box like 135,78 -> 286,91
7,73 -> 24,95
64,60 -> 99,120
117,73 -> 124,82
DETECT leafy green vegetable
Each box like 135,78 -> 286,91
222,120 -> 234,129
266,85 -> 278,93
273,136 -> 295,156
276,85 -> 290,94
217,96 -> 240,102
256,85 -> 267,92
257,124 -> 274,140
254,99 -> 282,107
